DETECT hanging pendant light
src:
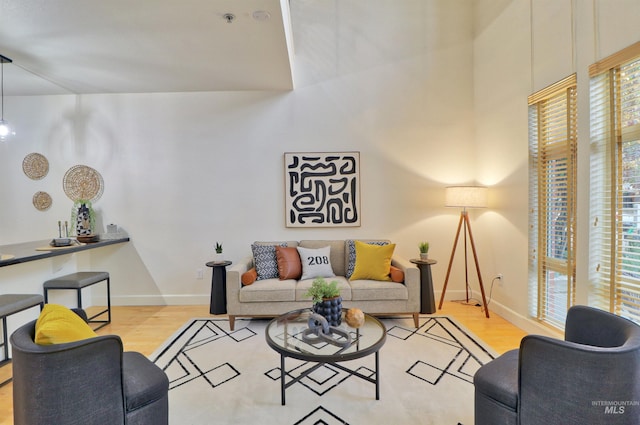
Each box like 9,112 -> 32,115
0,54 -> 13,141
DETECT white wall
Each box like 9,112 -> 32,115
0,1 -> 478,314
474,0 -> 640,333
5,0 -> 636,335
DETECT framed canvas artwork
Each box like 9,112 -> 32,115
284,152 -> 360,227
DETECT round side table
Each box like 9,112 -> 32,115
205,260 -> 232,315
410,258 -> 437,314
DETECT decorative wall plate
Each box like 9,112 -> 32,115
32,191 -> 53,211
63,165 -> 104,202
22,153 -> 49,180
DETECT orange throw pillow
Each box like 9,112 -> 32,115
241,268 -> 258,285
276,246 -> 302,280
390,265 -> 404,283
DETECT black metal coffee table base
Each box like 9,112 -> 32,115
279,349 -> 380,405
266,308 -> 387,406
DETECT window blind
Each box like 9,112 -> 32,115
528,74 -> 577,329
589,43 -> 640,324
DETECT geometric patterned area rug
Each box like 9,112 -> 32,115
150,315 -> 496,425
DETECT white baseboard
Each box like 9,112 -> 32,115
108,294 -> 210,306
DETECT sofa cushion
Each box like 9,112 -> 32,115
349,280 -> 408,301
473,349 -> 519,409
35,303 -> 97,345
239,279 -> 296,302
251,243 -> 287,280
350,241 -> 395,281
299,240 -> 346,276
389,265 -> 404,283
345,239 -> 389,278
297,245 -> 336,280
296,276 -> 352,302
122,351 -> 169,413
276,246 -> 302,280
241,268 -> 258,285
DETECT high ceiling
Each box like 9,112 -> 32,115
0,0 -> 294,95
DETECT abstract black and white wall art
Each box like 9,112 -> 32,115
284,152 -> 360,227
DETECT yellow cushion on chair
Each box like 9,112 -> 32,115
350,240 -> 396,281
35,304 -> 97,345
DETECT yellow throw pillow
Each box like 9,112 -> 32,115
35,304 -> 97,345
350,240 -> 396,281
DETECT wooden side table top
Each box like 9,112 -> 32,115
206,260 -> 232,267
410,258 -> 437,266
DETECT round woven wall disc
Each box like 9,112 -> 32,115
33,191 -> 53,211
63,165 -> 104,202
22,153 -> 49,180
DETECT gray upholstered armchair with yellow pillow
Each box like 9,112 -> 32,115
10,304 -> 169,425
226,239 -> 420,330
474,305 -> 640,425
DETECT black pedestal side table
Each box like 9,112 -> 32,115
205,261 -> 232,315
410,258 -> 437,314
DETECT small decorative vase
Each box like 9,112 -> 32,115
75,202 -> 94,236
313,296 -> 342,326
214,253 -> 224,262
420,252 -> 429,261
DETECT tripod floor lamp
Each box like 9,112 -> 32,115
438,186 -> 490,318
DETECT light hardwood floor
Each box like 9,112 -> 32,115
0,302 -> 528,424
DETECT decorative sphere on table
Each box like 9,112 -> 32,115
345,308 -> 365,328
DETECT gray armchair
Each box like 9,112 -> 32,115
474,305 -> 640,425
10,319 -> 169,425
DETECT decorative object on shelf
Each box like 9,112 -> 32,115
284,152 -> 360,227
50,238 -> 73,247
305,277 -> 342,326
419,241 -> 429,260
32,191 -> 52,211
71,200 -> 96,236
214,242 -> 223,262
440,185 -> 490,318
0,54 -> 13,141
345,308 -> 365,328
23,153 -> 49,180
76,234 -> 100,243
301,313 -> 352,348
63,164 -> 104,202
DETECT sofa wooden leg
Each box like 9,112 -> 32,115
229,316 -> 235,331
413,313 -> 419,328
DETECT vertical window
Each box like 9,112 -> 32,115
528,74 -> 578,329
589,42 -> 640,324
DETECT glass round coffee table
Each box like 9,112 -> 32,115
265,308 -> 387,405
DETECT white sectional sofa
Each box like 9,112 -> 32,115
225,239 -> 420,330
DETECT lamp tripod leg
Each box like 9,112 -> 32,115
464,213 -> 490,318
438,212 -> 465,310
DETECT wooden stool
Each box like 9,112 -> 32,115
0,294 -> 44,386
44,272 -> 111,331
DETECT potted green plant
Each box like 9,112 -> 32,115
304,277 -> 342,326
214,242 -> 223,262
419,241 -> 429,260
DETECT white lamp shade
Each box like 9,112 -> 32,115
445,186 -> 488,208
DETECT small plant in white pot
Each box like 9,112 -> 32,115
214,242 -> 223,262
305,277 -> 342,326
419,241 -> 429,260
